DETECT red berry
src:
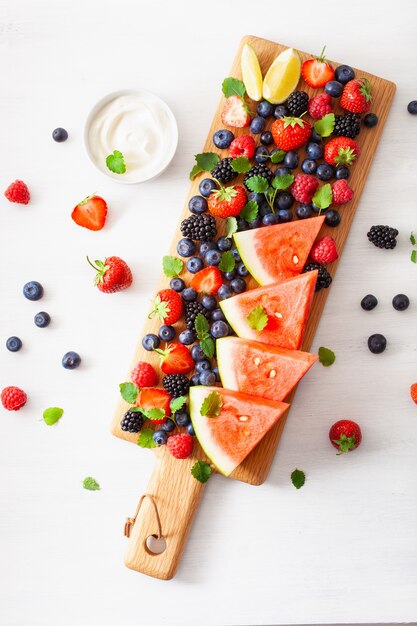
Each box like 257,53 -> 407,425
301,47 -> 335,88
308,93 -> 333,120
136,388 -> 171,423
131,362 -> 158,388
332,179 -> 354,205
324,137 -> 360,166
290,174 -> 319,204
149,289 -> 183,325
72,195 -> 108,231
207,184 -> 247,218
340,78 -> 372,114
271,117 -> 312,151
156,342 -> 195,375
410,383 -> 417,405
1,386 -> 27,411
4,180 -> 30,204
87,256 -> 132,293
191,266 -> 222,295
221,96 -> 250,128
329,420 -> 362,454
167,433 -> 193,459
311,236 -> 339,264
229,135 -> 256,159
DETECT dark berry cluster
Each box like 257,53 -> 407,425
367,225 -> 398,249
180,214 -> 217,241
243,163 -> 273,190
286,91 -> 309,117
334,112 -> 361,138
210,157 -> 238,184
162,374 -> 190,398
120,409 -> 145,433
184,301 -> 210,329
303,262 -> 332,291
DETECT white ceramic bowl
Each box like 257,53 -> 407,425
84,89 -> 178,184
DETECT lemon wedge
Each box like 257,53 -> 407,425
262,48 -> 301,104
241,43 -> 263,102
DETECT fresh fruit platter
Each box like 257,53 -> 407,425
110,35 -> 395,579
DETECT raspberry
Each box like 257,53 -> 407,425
4,180 -> 30,204
311,236 -> 339,264
411,383 -> 417,405
1,386 -> 27,411
308,93 -> 333,120
229,135 -> 256,159
131,362 -> 158,388
291,174 -> 319,203
167,433 -> 193,459
332,179 -> 354,205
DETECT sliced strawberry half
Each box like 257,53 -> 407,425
221,95 -> 250,128
136,387 -> 171,423
191,266 -> 223,295
72,195 -> 108,231
155,342 -> 195,375
301,46 -> 335,88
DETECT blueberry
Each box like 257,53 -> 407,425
186,422 -> 196,436
278,209 -> 293,223
179,329 -> 196,345
392,294 -> 410,311
191,343 -> 206,361
199,178 -> 217,197
230,277 -> 247,293
142,334 -> 160,351
223,270 -> 236,281
237,263 -> 249,277
306,142 -> 323,160
296,203 -> 314,219
260,131 -> 273,146
325,209 -> 341,227
199,370 -> 216,386
186,257 -> 204,273
250,116 -> 266,134
205,249 -> 222,266
309,129 -> 322,144
274,105 -> 289,119
247,191 -> 264,205
407,101 -> 417,115
284,151 -> 298,169
249,216 -> 262,229
196,359 -> 211,373
213,129 -> 234,148
324,80 -> 344,97
199,241 -> 217,257
231,248 -> 241,262
255,146 -> 269,164
181,287 -> 197,302
170,277 -> 185,292
175,411 -> 191,426
188,195 -> 208,214
361,294 -> 378,311
161,418 -> 176,433
52,127 -> 68,142
218,284 -> 233,300
276,192 -> 294,211
275,166 -> 291,177
217,236 -> 232,252
237,217 -> 249,232
158,325 -> 176,341
301,159 -> 317,175
262,213 -> 279,226
368,333 -> 387,354
23,281 -> 43,301
62,351 -> 81,369
258,201 -> 272,217
317,163 -> 335,181
153,430 -> 168,445
212,366 -> 221,382
6,336 -> 22,352
211,308 -> 225,322
257,100 -> 274,117
201,295 -> 217,310
364,113 -> 378,127
190,374 -> 201,386
210,320 -> 229,338
335,166 -> 350,180
335,65 -> 355,84
177,237 -> 196,257
34,311 -> 51,328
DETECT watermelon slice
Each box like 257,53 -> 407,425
189,386 -> 289,476
216,337 -> 317,402
234,216 -> 325,285
220,271 -> 317,350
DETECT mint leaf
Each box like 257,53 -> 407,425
222,77 -> 246,99
410,231 -> 416,246
137,427 -> 157,448
195,312 -> 210,339
225,217 -> 238,239
163,256 -> 183,278
240,201 -> 258,223
412,250 -> 417,264
200,391 -> 223,417
170,396 -> 186,413
231,156 -> 252,174
218,251 -> 235,273
191,460 -> 212,483
314,113 -> 335,138
119,382 -> 139,403
291,469 -> 305,490
190,164 -> 202,180
247,305 -> 269,331
272,173 -> 294,191
318,346 -> 336,367
312,184 -> 333,211
200,336 -> 215,359
270,150 -> 286,164
246,176 -> 269,194
145,408 -> 165,421
42,407 -> 64,426
106,150 -> 126,174
189,152 -> 220,180
83,477 -> 101,491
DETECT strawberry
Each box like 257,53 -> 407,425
332,179 -> 354,205
340,78 -> 372,113
155,342 -> 195,375
131,362 -> 158,388
410,383 -> 417,405
167,433 -> 193,459
271,117 -> 312,151
149,289 -> 183,325
4,180 -> 30,204
1,386 -> 27,411
207,184 -> 247,218
136,388 -> 171,423
329,419 -> 362,454
221,95 -> 250,128
72,195 -> 108,231
290,174 -> 319,204
324,137 -> 360,166
311,237 -> 338,264
229,135 -> 256,159
191,266 -> 222,295
87,256 -> 133,293
308,93 -> 332,120
301,46 -> 335,88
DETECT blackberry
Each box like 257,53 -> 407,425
367,225 -> 398,249
180,214 -> 217,241
243,163 -> 273,190
210,157 -> 238,184
120,409 -> 145,433
334,112 -> 361,138
163,374 -> 190,397
303,262 -> 332,291
185,301 -> 210,329
286,91 -> 309,117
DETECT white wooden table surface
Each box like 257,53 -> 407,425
1,0 -> 417,624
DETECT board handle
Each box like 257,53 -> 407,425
124,449 -> 206,580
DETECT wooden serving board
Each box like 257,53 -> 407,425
111,35 -> 395,579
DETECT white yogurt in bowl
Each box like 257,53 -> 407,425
84,90 -> 178,184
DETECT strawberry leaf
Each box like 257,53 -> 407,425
318,346 -> 336,366
222,77 -> 246,99
247,305 -> 269,331
312,184 -> 333,211
231,156 -> 252,174
42,407 -> 64,426
314,113 -> 335,138
225,217 -> 238,239
200,391 -> 223,417
291,469 -> 305,489
119,382 -> 139,403
137,428 -> 157,449
191,460 -> 212,483
218,251 -> 235,273
106,150 -> 126,174
246,176 -> 269,194
272,173 -> 294,191
410,231 -> 416,246
83,477 -> 101,491
239,201 -> 258,223
412,250 -> 417,264
163,256 -> 183,278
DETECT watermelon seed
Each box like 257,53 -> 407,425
293,255 -> 299,264
254,357 -> 261,366
238,415 -> 249,422
274,312 -> 283,319
269,370 -> 276,378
